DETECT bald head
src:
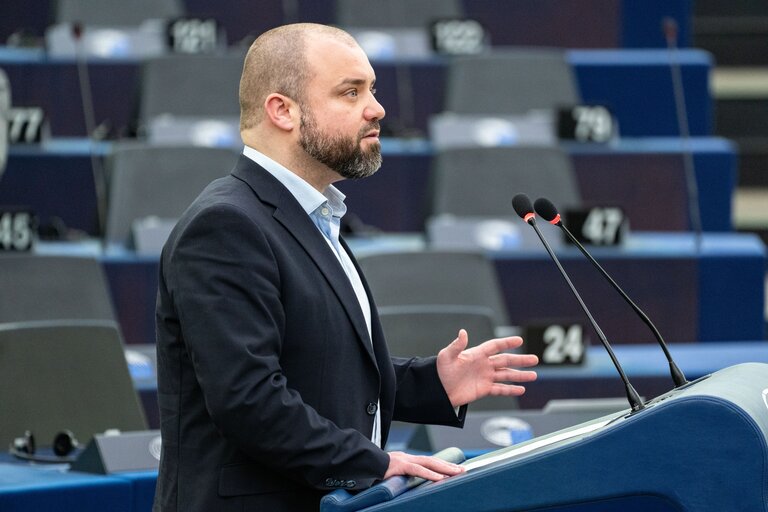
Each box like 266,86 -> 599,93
239,23 -> 358,131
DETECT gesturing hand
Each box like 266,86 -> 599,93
436,330 -> 539,408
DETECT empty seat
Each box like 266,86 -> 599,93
48,0 -> 226,60
379,304 -> 497,358
0,320 -> 147,448
429,146 -> 581,220
54,0 -> 183,26
444,49 -> 580,115
0,254 -> 116,324
138,53 -> 245,136
378,304 -> 518,410
359,250 -> 509,328
335,0 -> 466,60
104,144 -> 238,248
335,0 -> 463,28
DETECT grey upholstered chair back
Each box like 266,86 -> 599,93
430,146 -> 581,219
105,144 -> 238,246
358,250 -> 509,328
54,0 -> 183,26
445,49 -> 579,115
0,320 -> 147,448
379,305 -> 497,358
0,254 -> 116,324
335,0 -> 463,28
378,304 -> 518,411
138,53 -> 244,127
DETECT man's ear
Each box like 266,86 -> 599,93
263,93 -> 297,132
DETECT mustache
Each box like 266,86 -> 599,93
358,121 -> 381,139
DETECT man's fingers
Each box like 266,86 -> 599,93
442,329 -> 469,359
493,368 -> 538,383
408,455 -> 463,481
490,353 -> 539,368
488,382 -> 529,396
477,336 -> 524,356
385,452 -> 465,481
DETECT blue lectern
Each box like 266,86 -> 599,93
322,363 -> 768,512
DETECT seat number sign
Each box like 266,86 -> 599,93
524,323 -> 585,365
0,210 -> 35,251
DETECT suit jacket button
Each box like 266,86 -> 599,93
366,403 -> 378,415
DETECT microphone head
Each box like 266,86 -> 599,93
534,197 -> 561,225
72,21 -> 84,40
662,16 -> 678,41
511,194 -> 535,223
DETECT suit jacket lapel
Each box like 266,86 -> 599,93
231,155 -> 377,365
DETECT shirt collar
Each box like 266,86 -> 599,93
242,145 -> 347,218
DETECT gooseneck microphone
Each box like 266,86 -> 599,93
512,194 -> 644,412
534,197 -> 688,388
72,21 -> 108,240
663,16 -> 703,251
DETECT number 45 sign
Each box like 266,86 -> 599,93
0,210 -> 36,251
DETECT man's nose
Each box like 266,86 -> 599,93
366,95 -> 386,121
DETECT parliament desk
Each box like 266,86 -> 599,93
127,339 -> 768,429
0,136 -> 736,237
338,137 -> 736,233
2,0 -> 691,51
36,230 -> 768,429
516,340 -> 768,409
0,463 -> 133,512
0,462 -> 156,512
489,231 -> 766,344
0,46 -> 710,139
348,231 -> 766,344
4,344 -> 766,512
36,231 -> 766,348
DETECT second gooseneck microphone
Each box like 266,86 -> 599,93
512,194 -> 644,412
533,197 -> 688,388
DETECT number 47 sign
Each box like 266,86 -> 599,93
566,206 -> 628,247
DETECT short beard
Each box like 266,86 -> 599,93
298,106 -> 382,180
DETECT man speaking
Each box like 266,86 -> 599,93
154,23 -> 539,511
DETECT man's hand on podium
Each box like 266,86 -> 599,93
384,451 -> 465,481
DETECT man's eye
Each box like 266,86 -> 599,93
347,90 -> 358,97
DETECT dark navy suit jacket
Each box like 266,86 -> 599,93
153,155 -> 465,511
